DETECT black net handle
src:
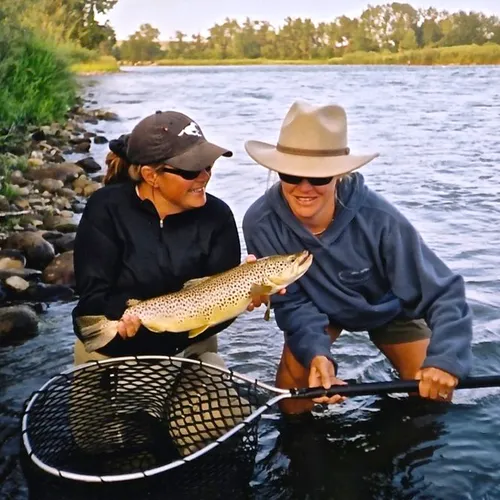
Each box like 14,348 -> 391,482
290,375 -> 500,399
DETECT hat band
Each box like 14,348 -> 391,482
276,144 -> 350,157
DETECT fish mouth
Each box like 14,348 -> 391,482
299,250 -> 312,266
291,250 -> 313,278
297,250 -> 311,267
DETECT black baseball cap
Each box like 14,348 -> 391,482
126,110 -> 232,170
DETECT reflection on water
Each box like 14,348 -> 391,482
2,65 -> 500,499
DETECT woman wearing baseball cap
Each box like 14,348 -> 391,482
72,110 -> 241,366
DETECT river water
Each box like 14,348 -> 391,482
1,65 -> 500,499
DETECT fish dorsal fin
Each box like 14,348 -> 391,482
182,276 -> 210,289
126,298 -> 142,307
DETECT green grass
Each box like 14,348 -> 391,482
152,58 -> 330,66
136,44 -> 500,66
71,55 -> 120,74
328,44 -> 500,65
0,24 -> 77,129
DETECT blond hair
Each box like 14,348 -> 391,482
102,151 -> 130,185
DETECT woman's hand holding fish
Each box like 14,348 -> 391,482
309,355 -> 347,405
117,314 -> 142,339
415,366 -> 458,402
244,254 -> 286,312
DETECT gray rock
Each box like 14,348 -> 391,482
69,137 -> 92,145
5,276 -> 30,291
27,158 -> 44,168
76,157 -> 101,173
57,187 -> 78,200
3,232 -> 55,270
41,230 -> 64,242
42,250 -> 74,287
24,162 -> 85,184
16,187 -> 31,197
12,282 -> 75,302
10,170 -> 29,186
83,182 -> 101,197
0,249 -> 26,270
39,178 -> 64,193
0,268 -> 42,281
72,202 -> 86,213
0,195 -> 10,211
95,110 -> 119,121
0,305 -> 38,341
42,215 -> 78,233
52,233 -> 76,253
13,198 -> 31,210
31,129 -> 46,141
73,142 -> 91,153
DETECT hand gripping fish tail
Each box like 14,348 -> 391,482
76,315 -> 120,353
76,250 -> 313,354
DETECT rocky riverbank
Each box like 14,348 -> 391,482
0,101 -> 119,344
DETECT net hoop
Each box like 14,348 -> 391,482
21,355 -> 287,484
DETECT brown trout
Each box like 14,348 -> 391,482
77,250 -> 313,353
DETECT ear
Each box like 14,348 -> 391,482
140,166 -> 157,188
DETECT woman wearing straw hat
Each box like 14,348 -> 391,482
243,101 -> 473,415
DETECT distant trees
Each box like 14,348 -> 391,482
114,3 -> 500,61
11,0 -> 498,62
119,24 -> 162,61
5,0 -> 117,51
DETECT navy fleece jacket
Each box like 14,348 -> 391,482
243,173 -> 473,379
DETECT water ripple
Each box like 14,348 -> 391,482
2,65 -> 500,500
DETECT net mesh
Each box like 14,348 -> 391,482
20,356 -> 266,500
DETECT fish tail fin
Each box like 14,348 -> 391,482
76,315 -> 120,353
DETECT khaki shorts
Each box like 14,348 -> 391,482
73,334 -> 224,367
368,318 -> 431,345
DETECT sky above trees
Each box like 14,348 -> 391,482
100,0 -> 500,40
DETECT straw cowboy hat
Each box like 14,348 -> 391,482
245,101 -> 379,178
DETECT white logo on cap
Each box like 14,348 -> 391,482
178,122 -> 202,138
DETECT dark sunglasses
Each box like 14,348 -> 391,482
158,165 -> 212,180
278,173 -> 334,186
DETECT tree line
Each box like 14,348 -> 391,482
3,1 -> 499,62
117,3 -> 500,61
1,0 -> 117,53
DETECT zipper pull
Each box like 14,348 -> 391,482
160,219 -> 164,228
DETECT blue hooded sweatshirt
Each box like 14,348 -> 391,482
243,173 -> 473,379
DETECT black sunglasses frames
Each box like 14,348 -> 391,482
278,173 -> 334,186
158,165 -> 212,180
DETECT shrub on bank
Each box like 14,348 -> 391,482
153,58 -> 327,66
0,23 -> 77,129
70,55 -> 120,74
328,44 -> 500,65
